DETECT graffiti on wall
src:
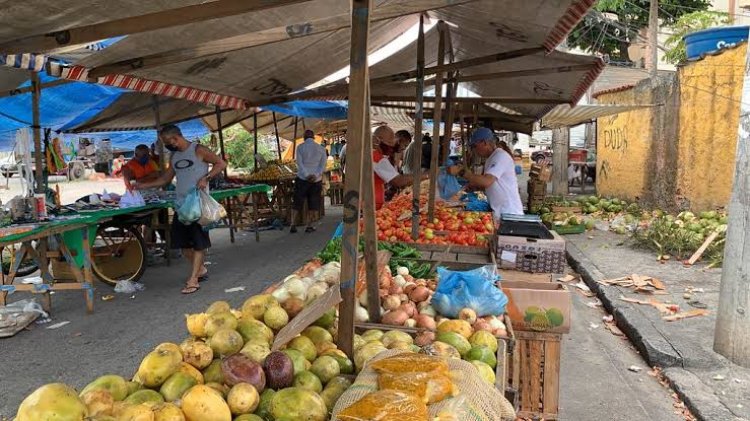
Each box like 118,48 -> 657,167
599,160 -> 612,181
602,127 -> 628,152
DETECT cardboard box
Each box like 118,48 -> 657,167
501,281 -> 571,334
499,269 -> 553,283
530,164 -> 552,182
496,230 -> 566,273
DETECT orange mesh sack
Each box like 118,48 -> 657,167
369,353 -> 449,375
336,389 -> 429,421
377,370 -> 457,404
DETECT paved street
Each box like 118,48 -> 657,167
1,207 -> 686,420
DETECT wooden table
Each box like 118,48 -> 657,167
0,221 -> 95,313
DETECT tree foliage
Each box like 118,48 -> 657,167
200,125 -> 275,171
567,0 -> 711,62
663,11 -> 730,63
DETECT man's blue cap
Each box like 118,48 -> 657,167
469,127 -> 494,146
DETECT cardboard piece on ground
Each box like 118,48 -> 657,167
499,269 -> 553,283
687,231 -> 719,265
272,286 -> 342,351
502,280 -> 571,334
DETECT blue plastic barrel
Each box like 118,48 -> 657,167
684,26 -> 749,59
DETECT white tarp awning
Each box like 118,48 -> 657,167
540,104 -> 654,128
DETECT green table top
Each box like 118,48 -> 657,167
0,184 -> 271,245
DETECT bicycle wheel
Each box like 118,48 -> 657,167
1,242 -> 40,277
91,225 -> 146,286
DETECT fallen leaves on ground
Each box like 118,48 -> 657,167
663,309 -> 710,322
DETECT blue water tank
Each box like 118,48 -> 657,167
684,26 -> 749,60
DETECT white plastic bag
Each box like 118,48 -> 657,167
198,189 -> 226,226
114,280 -> 146,294
0,298 -> 48,328
119,190 -> 145,208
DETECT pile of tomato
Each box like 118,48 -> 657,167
365,194 -> 495,246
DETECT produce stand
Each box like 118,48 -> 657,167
212,184 -> 273,243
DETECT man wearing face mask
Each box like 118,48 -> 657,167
135,125 -> 227,295
372,125 -> 426,209
123,144 -> 160,190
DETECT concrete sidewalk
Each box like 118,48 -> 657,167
566,231 -> 750,421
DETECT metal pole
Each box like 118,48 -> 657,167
411,15 -> 426,241
215,106 -> 228,178
31,72 -> 43,194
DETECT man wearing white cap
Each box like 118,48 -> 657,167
447,127 -> 523,220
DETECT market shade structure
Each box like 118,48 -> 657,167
539,104 -> 654,128
0,0 -> 596,113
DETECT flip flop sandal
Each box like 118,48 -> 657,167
305,226 -> 316,233
198,273 -> 209,282
181,285 -> 200,294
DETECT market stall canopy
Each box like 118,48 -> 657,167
2,0 -> 597,111
539,104 -> 655,128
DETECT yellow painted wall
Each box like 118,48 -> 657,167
595,87 -> 654,201
677,44 -> 745,210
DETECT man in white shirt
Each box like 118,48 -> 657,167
292,130 -> 327,233
447,127 -> 524,221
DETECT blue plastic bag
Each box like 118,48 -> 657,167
431,265 -> 508,318
438,158 -> 463,200
176,188 -> 202,223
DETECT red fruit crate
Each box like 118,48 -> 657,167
568,149 -> 587,163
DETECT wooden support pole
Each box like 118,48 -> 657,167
427,22 -> 447,221
551,127 -> 569,196
31,72 -> 43,194
338,0 -> 372,358
0,0 -> 313,54
361,85 -> 379,324
0,79 -> 73,100
215,106 -> 228,177
418,64 -> 596,87
714,26 -> 750,367
272,112 -> 282,161
292,117 -> 299,159
371,95 -> 567,104
441,77 -> 457,162
253,113 -> 259,170
152,95 -> 166,171
411,15 -> 426,241
649,0 -> 659,79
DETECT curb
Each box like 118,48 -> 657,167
565,241 -> 745,421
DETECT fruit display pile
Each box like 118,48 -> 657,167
245,161 -> 296,182
373,194 -> 494,246
16,293 -> 355,421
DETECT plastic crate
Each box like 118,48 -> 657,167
568,149 -> 587,163
549,224 -> 585,235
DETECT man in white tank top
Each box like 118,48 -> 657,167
135,124 -> 227,294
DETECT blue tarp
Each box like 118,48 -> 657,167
262,100 -> 347,119
63,119 -> 209,151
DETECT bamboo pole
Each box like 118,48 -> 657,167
427,22 -> 447,220
410,15 -> 426,241
337,0 -> 372,358
31,72 -> 43,194
272,112 -> 282,160
441,77 -> 457,163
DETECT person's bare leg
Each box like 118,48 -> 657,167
290,210 -> 298,232
182,248 -> 206,278
182,248 -> 203,293
307,211 -> 319,228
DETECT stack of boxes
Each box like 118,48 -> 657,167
527,163 -> 551,210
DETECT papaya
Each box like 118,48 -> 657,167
81,374 -> 129,401
124,389 -> 165,406
181,385 -> 232,421
152,402 -> 185,421
135,348 -> 182,388
160,372 -> 197,402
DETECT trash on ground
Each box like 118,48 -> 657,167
224,286 -> 245,293
602,315 -> 614,323
585,300 -> 602,308
101,295 -> 115,301
628,365 -> 642,373
600,274 -> 666,294
687,300 -> 708,309
663,309 -> 709,322
557,274 -> 577,283
712,374 -> 726,381
114,280 -> 145,294
20,276 -> 43,285
46,321 -> 70,329
604,320 -> 624,336
588,322 -> 600,330
620,296 -> 679,315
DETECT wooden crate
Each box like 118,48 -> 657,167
507,331 -> 562,420
329,182 -> 344,206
